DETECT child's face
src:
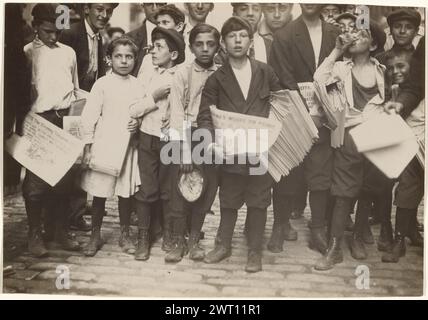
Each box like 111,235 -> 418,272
262,4 -> 292,32
386,55 -> 410,84
391,19 -> 417,48
233,3 -> 262,32
338,18 -> 357,34
36,21 -> 61,48
321,5 -> 341,21
85,3 -> 115,31
151,38 -> 176,68
190,32 -> 218,67
348,29 -> 372,54
300,4 -> 323,18
187,3 -> 213,23
156,14 -> 183,33
222,29 -> 252,59
110,44 -> 135,76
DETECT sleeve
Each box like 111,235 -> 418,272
129,84 -> 157,119
197,74 -> 218,136
269,32 -> 298,90
267,64 -> 282,92
168,68 -> 187,140
70,50 -> 80,92
81,80 -> 104,144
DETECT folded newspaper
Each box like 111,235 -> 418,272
349,113 -> 419,178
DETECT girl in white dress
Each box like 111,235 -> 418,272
80,37 -> 142,256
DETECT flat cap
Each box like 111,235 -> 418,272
387,8 -> 421,28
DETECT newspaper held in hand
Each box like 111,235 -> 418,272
349,113 -> 418,178
5,112 -> 84,186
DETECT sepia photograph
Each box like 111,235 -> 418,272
1,1 -> 425,300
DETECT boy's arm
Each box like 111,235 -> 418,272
169,68 -> 187,140
71,51 -> 80,94
129,88 -> 158,119
197,74 -> 218,136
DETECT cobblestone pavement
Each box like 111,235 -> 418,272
2,190 -> 424,298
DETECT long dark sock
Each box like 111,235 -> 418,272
118,196 -> 132,226
91,197 -> 106,229
25,199 -> 43,230
355,193 -> 371,235
247,207 -> 267,251
190,209 -> 206,236
330,197 -> 351,238
136,201 -> 151,230
309,190 -> 329,229
272,190 -> 293,226
293,189 -> 308,212
395,207 -> 412,235
217,208 -> 238,247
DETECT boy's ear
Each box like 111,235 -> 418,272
176,22 -> 185,33
220,38 -> 226,52
370,40 -> 378,52
171,50 -> 179,62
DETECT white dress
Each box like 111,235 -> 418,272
80,72 -> 142,198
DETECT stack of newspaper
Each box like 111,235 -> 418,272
268,90 -> 319,182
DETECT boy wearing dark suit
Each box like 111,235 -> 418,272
269,4 -> 340,255
197,17 -> 282,273
60,3 -> 118,231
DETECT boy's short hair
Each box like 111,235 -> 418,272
107,27 -> 125,38
221,16 -> 253,40
189,23 -> 220,46
86,3 -> 119,9
106,36 -> 138,57
152,27 -> 185,64
31,3 -> 62,26
383,47 -> 413,63
387,8 -> 421,29
154,4 -> 185,25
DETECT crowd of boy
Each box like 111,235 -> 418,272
4,3 -> 425,274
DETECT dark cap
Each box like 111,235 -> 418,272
387,8 -> 421,28
151,27 -> 185,64
31,3 -> 64,24
335,12 -> 357,23
221,16 -> 254,39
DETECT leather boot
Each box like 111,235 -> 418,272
314,237 -> 343,271
28,227 -> 49,258
245,250 -> 262,273
188,232 -> 205,261
382,233 -> 406,263
204,243 -> 231,263
377,220 -> 393,252
309,227 -> 328,255
83,227 -> 103,256
283,221 -> 298,241
55,205 -> 80,251
267,223 -> 284,253
350,233 -> 367,260
135,229 -> 150,261
161,218 -> 174,252
165,235 -> 187,263
407,209 -> 423,247
119,225 -> 135,254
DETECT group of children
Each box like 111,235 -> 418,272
19,3 -> 424,274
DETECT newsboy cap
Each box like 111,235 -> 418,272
387,8 -> 421,28
31,3 -> 63,24
151,27 -> 186,65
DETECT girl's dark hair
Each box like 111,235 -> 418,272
221,17 -> 253,40
106,36 -> 138,57
189,23 -> 220,47
107,27 -> 125,38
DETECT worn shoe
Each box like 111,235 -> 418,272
267,224 -> 284,253
119,226 -> 135,254
135,229 -> 150,261
350,234 -> 367,260
314,237 -> 343,271
377,222 -> 393,252
165,237 -> 187,263
55,229 -> 80,251
161,229 -> 174,252
83,228 -> 103,257
245,250 -> 262,273
204,245 -> 231,264
407,219 -> 424,247
70,216 -> 92,232
309,227 -> 328,255
283,222 -> 298,241
188,234 -> 205,261
28,228 -> 49,258
382,234 -> 406,263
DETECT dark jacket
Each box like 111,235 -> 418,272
197,59 -> 281,175
126,21 -> 150,77
60,21 -> 105,91
269,16 -> 340,90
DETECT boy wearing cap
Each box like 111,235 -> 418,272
22,3 -> 80,257
167,23 -> 220,263
269,4 -> 340,256
197,17 -> 282,273
313,27 -> 387,271
131,27 -> 186,261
